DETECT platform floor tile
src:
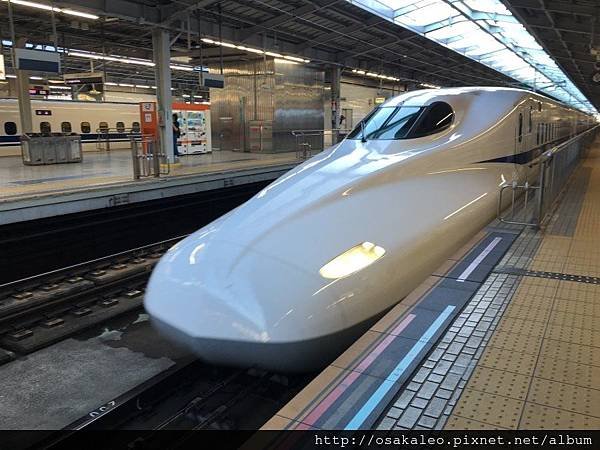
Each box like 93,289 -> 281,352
549,310 -> 600,331
445,415 -> 509,430
466,367 -> 531,400
539,339 -> 600,367
535,357 -> 600,389
503,302 -> 552,323
527,378 -> 600,418
544,324 -> 600,348
486,330 -> 543,355
520,403 -> 600,430
451,389 -> 524,429
555,280 -> 600,303
552,298 -> 600,318
495,317 -> 546,338
478,347 -> 537,376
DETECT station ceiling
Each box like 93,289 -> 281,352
1,0 -> 599,112
503,0 -> 600,112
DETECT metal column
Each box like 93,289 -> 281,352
330,67 -> 341,145
16,70 -> 32,134
152,29 -> 174,162
14,38 -> 33,134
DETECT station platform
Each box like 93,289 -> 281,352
0,150 -> 300,225
264,141 -> 600,431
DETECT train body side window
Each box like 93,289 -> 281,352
61,122 -> 72,133
518,113 -> 523,143
4,121 -> 17,135
132,121 -> 141,133
536,123 -> 540,145
99,122 -> 109,133
40,122 -> 51,134
116,121 -> 125,133
528,106 -> 533,133
81,122 -> 91,133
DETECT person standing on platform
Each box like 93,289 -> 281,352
172,113 -> 181,157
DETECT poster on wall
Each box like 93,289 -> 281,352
0,55 -> 5,80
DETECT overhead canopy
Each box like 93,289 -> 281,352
348,0 -> 597,113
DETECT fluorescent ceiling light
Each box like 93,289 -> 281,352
351,68 -> 400,82
201,37 -> 310,64
274,58 -> 299,65
67,50 -> 198,72
2,0 -> 99,20
61,9 -> 99,20
347,0 -> 596,113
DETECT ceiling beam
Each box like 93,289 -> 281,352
160,0 -> 222,25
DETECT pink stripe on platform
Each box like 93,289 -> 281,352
299,313 -> 416,427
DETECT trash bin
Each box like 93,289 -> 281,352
21,133 -> 83,165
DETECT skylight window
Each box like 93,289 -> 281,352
347,0 -> 596,113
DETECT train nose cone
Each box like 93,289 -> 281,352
144,235 -> 326,369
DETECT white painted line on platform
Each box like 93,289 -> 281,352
457,237 -> 503,282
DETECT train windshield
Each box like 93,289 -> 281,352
348,106 -> 422,140
348,102 -> 454,141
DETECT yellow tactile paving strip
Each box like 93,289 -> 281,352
447,144 -> 600,430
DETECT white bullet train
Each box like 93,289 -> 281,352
0,98 -> 144,156
144,87 -> 594,371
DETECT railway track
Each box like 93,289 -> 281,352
0,235 -> 187,361
1,236 -> 314,450
34,359 -> 310,449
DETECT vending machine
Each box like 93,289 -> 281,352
172,102 -> 212,155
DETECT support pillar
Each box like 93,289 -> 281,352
15,39 -> 32,134
330,67 -> 341,144
152,29 -> 174,162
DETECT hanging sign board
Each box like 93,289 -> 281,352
29,87 -> 49,96
0,55 -> 5,80
201,73 -> 225,89
64,72 -> 105,85
14,48 -> 61,73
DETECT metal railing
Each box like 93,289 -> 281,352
498,125 -> 598,228
291,129 -> 351,159
96,128 -> 140,151
130,135 -> 169,179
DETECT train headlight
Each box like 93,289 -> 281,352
319,242 -> 385,279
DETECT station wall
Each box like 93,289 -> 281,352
209,58 -> 324,153
323,79 -> 404,146
340,82 -> 401,127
